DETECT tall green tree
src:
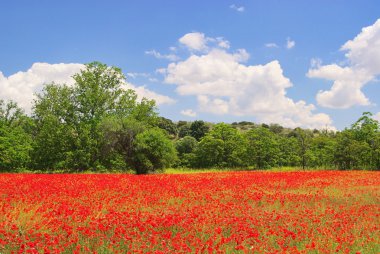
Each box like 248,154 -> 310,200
245,127 -> 280,169
277,136 -> 301,167
351,112 -> 380,169
32,62 -> 157,171
175,136 -> 198,167
293,128 -> 312,169
334,129 -> 371,169
307,133 -> 336,168
0,100 -> 33,171
190,120 -> 209,141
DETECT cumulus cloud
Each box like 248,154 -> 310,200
122,83 -> 176,106
265,43 -> 279,48
230,4 -> 245,12
0,63 -> 83,113
286,37 -> 295,49
180,109 -> 197,117
179,32 -> 208,52
179,32 -> 231,52
307,19 -> 380,109
308,64 -> 371,108
216,37 -> 230,49
165,42 -> 334,129
0,63 -> 175,113
145,50 -> 179,61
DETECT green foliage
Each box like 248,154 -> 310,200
157,117 -> 178,138
178,124 -> 191,138
245,127 -> 280,169
32,62 -> 158,172
133,128 -> 177,174
176,136 -> 198,155
307,133 -> 336,168
334,129 -> 371,169
277,136 -> 301,167
189,120 -> 209,141
0,101 -> 33,171
195,123 -> 247,168
293,128 -> 313,169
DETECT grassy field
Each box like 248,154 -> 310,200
0,171 -> 379,253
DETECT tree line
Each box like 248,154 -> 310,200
0,62 -> 379,173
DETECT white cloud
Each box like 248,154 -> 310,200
307,64 -> 371,108
0,63 -> 83,113
233,49 -> 250,62
374,112 -> 380,122
165,44 -> 334,129
341,19 -> 380,74
179,32 -> 231,52
216,37 -> 230,49
122,83 -> 176,106
230,4 -> 245,12
179,32 -> 208,52
286,37 -> 295,49
0,63 -> 175,113
180,109 -> 197,117
307,19 -> 380,108
145,50 -> 179,61
265,43 -> 279,48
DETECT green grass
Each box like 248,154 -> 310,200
163,166 -> 311,174
1,166 -> 345,174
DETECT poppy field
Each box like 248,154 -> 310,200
0,171 -> 379,253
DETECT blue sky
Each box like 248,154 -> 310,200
1,1 -> 380,129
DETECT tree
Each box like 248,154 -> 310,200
175,136 -> 198,167
245,127 -> 279,169
178,124 -> 191,138
195,123 -> 247,168
351,112 -> 380,169
33,62 -> 158,171
351,112 -> 379,142
133,128 -> 177,174
32,84 -> 78,169
269,124 -> 284,134
307,133 -> 336,168
334,129 -> 371,169
0,100 -> 33,171
190,120 -> 209,141
277,136 -> 301,167
157,117 -> 177,138
293,128 -> 312,169
98,116 -> 146,170
194,136 -> 224,168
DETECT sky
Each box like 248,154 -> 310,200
1,0 -> 380,130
